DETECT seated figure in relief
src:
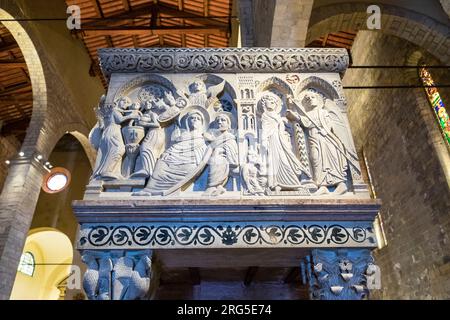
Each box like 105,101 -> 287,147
259,92 -> 309,192
133,107 -> 210,196
203,112 -> 239,196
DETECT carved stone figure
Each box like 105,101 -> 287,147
241,147 -> 266,195
120,97 -> 145,178
81,252 -> 112,300
288,89 -> 358,195
259,92 -> 309,191
131,94 -> 165,179
203,112 -> 239,196
81,250 -> 152,300
186,79 -> 225,108
134,107 -> 210,196
89,95 -> 141,180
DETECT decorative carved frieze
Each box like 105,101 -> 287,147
99,48 -> 350,77
78,222 -> 377,250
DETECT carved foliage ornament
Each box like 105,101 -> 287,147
99,48 -> 350,77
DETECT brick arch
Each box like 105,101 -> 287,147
307,2 -> 450,64
46,123 -> 97,170
0,8 -> 47,156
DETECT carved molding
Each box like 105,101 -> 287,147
77,221 -> 377,250
99,48 -> 350,77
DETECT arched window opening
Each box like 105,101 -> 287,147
419,68 -> 450,147
17,252 -> 35,277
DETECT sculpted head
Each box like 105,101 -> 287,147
259,93 -> 282,113
186,111 -> 204,131
189,80 -> 207,94
115,96 -> 133,109
302,88 -> 325,109
215,113 -> 232,132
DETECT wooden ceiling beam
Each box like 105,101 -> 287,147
78,26 -> 228,37
0,117 -> 31,135
0,93 -> 32,102
92,0 -> 104,18
0,83 -> 31,96
0,60 -> 26,69
80,2 -> 228,29
122,0 -> 130,11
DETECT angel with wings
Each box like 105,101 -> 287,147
287,88 -> 357,195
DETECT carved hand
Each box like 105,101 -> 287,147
286,109 -> 300,121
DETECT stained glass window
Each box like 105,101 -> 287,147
17,252 -> 35,276
419,68 -> 450,146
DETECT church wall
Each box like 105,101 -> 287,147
344,31 -> 450,299
0,135 -> 20,191
0,0 -> 102,299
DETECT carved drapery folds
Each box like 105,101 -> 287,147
301,249 -> 378,300
87,48 -> 368,199
81,250 -> 152,300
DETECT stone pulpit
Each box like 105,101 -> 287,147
73,48 -> 381,300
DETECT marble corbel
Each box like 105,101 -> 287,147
81,249 -> 152,300
301,249 -> 379,300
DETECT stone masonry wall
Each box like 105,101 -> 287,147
344,31 -> 450,299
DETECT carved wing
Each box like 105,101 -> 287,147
207,80 -> 226,99
324,100 -> 356,158
88,122 -> 103,150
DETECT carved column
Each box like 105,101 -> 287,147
81,249 -> 152,300
301,249 -> 379,300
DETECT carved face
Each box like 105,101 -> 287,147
261,94 -> 280,112
304,91 -> 324,109
187,112 -> 203,131
216,114 -> 231,132
189,80 -> 206,94
116,97 -> 132,109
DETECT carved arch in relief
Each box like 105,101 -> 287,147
113,74 -> 182,101
295,76 -> 340,101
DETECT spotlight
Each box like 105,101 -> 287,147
18,151 -> 24,157
5,160 -> 10,165
37,154 -> 43,160
45,161 -> 50,166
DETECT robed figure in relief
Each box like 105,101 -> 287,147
259,92 -> 308,191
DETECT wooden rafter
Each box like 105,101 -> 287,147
92,0 -> 104,18
78,26 -> 227,37
121,0 -> 130,11
79,2 -> 228,29
0,60 -> 26,69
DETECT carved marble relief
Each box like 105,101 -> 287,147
87,49 -> 367,199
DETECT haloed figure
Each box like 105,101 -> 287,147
204,112 -> 238,196
259,92 -> 308,191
